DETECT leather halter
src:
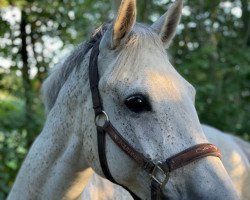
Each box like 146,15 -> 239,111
88,39 -> 222,200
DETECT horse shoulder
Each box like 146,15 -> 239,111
202,124 -> 250,200
79,173 -> 133,200
230,135 -> 250,161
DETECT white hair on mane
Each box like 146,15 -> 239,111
41,23 -> 164,114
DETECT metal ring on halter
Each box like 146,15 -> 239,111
95,111 -> 110,128
150,162 -> 170,188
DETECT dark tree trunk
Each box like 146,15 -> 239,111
139,0 -> 149,23
20,10 -> 33,143
241,0 -> 250,46
30,30 -> 43,84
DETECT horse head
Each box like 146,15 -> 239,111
82,0 -> 239,199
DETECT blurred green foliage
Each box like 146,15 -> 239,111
0,0 -> 249,198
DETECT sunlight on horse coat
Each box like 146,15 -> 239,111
8,0 -> 249,199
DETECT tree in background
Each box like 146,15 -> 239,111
0,0 -> 249,198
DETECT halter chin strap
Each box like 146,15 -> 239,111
88,39 -> 222,200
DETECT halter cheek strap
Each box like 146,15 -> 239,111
89,39 -> 141,200
88,39 -> 221,200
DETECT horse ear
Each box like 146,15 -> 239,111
102,0 -> 136,49
151,0 -> 183,48
112,0 -> 136,48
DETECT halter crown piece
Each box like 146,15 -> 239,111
88,38 -> 222,200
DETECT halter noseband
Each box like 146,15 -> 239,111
88,39 -> 221,200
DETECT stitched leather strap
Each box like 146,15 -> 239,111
163,143 -> 221,172
89,39 -> 103,115
151,180 -> 162,200
102,121 -> 221,200
103,121 -> 221,174
103,122 -> 153,169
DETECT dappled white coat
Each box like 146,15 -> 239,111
7,0 -> 249,199
81,124 -> 250,200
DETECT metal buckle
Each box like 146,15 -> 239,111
150,162 -> 169,187
95,111 -> 109,128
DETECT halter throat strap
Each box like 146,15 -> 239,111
88,39 -> 221,200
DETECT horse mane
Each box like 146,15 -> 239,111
41,26 -> 107,113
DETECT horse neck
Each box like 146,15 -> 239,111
8,57 -> 94,200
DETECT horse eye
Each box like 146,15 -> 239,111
125,95 -> 151,113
